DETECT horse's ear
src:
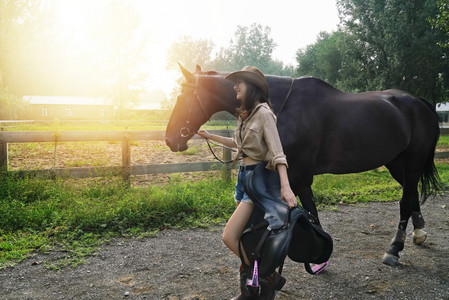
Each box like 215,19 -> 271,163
178,63 -> 194,82
195,65 -> 202,73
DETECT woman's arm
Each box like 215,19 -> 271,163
197,130 -> 237,148
277,164 -> 297,208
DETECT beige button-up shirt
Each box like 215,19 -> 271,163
233,103 -> 288,171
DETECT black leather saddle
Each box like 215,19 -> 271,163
241,162 -> 333,276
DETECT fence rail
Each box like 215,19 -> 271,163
0,130 -> 236,180
1,128 -> 449,180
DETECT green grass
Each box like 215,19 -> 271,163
0,173 -> 235,269
1,163 -> 448,270
312,168 -> 403,205
437,135 -> 449,149
177,145 -> 201,155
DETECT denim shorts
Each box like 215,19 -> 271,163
234,169 -> 253,204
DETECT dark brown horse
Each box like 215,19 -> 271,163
165,65 -> 440,266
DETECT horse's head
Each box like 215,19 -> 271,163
165,64 -> 238,152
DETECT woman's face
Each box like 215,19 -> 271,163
234,79 -> 247,100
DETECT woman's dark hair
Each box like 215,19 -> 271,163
242,81 -> 271,112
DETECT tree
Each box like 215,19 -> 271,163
0,88 -> 25,119
336,0 -> 449,103
429,0 -> 449,47
213,23 -> 275,72
88,1 -> 148,118
0,0 -> 36,89
296,31 -> 345,87
0,0 -> 45,118
166,36 -> 215,71
211,23 -> 294,76
165,36 -> 215,111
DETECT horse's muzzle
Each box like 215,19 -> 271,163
165,137 -> 188,152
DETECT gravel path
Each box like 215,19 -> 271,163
1,197 -> 448,300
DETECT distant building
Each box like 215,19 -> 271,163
436,103 -> 449,123
23,96 -> 115,120
22,94 -> 165,120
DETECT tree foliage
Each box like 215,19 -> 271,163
0,0 -> 97,96
165,24 -> 296,110
0,0 -> 44,118
166,36 -> 215,72
165,36 -> 215,111
87,1 -> 148,117
296,31 -> 345,86
297,0 -> 449,104
0,0 -> 149,119
0,0 -> 38,90
0,88 -> 25,119
212,24 -> 275,72
429,0 -> 449,47
211,23 -> 294,76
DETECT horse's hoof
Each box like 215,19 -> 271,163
382,253 -> 400,266
413,229 -> 427,245
413,234 -> 427,245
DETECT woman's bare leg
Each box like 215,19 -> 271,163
222,201 -> 253,265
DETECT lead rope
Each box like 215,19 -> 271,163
204,137 -> 236,164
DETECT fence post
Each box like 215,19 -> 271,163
0,128 -> 7,172
223,147 -> 232,181
122,130 -> 131,182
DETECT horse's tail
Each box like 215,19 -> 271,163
419,98 -> 442,203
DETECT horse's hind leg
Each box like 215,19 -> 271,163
289,171 -> 320,221
385,158 -> 404,187
386,159 -> 427,246
383,160 -> 423,266
411,206 -> 426,245
296,186 -> 319,220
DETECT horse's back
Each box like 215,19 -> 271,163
276,78 -> 438,175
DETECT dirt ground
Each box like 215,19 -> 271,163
1,196 -> 448,300
8,139 -> 228,185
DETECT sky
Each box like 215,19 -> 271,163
56,0 -> 340,98
139,0 -> 341,93
141,0 -> 340,64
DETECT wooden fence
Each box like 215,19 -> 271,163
0,129 -> 235,180
1,128 -> 449,181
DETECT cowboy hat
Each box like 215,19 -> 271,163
225,66 -> 269,98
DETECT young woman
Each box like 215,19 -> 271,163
197,66 -> 297,299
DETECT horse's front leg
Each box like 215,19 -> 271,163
382,219 -> 408,266
382,186 -> 419,266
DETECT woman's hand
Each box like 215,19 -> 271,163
281,185 -> 297,209
196,129 -> 209,139
196,130 -> 236,149
277,164 -> 297,209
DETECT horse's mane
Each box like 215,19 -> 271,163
296,76 -> 341,91
266,75 -> 342,94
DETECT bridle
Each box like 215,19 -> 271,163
179,74 -> 235,164
179,75 -> 211,138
